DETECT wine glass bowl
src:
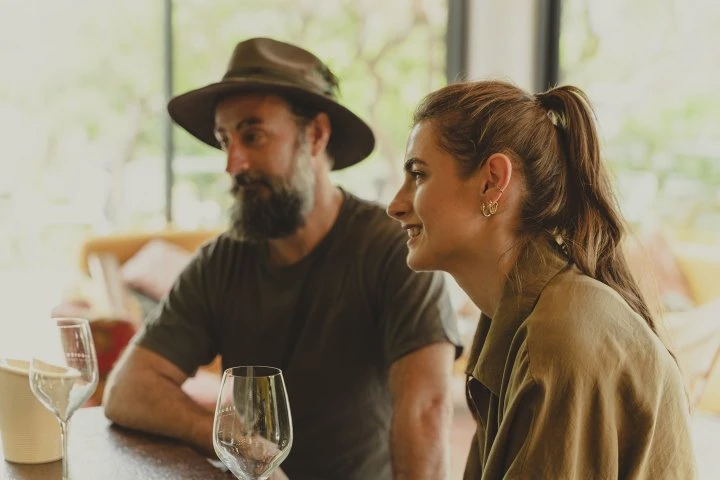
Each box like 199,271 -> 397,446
28,317 -> 99,479
213,366 -> 293,480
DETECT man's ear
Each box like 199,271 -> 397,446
308,112 -> 332,157
480,153 -> 512,198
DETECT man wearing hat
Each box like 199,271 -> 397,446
103,38 -> 460,480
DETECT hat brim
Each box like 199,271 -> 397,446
167,80 -> 375,171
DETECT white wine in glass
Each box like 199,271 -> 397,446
213,366 -> 293,480
29,317 -> 99,480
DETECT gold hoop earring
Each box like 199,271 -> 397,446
481,184 -> 504,217
481,200 -> 498,217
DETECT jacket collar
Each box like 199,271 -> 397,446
466,239 -> 571,396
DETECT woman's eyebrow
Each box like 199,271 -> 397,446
403,157 -> 427,172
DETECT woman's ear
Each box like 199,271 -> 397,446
482,153 -> 512,197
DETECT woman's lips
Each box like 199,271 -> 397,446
402,224 -> 423,245
406,226 -> 422,238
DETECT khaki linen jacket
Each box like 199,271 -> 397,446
464,242 -> 696,479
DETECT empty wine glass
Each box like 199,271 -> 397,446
213,366 -> 293,480
28,317 -> 99,480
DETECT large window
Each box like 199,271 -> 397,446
0,0 -> 448,263
0,1 -> 165,270
0,1 -> 449,349
0,0 -> 448,266
560,0 -> 720,241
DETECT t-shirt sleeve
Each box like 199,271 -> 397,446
371,226 -> 462,366
133,243 -> 218,376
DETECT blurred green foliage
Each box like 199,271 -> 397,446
560,0 -> 720,237
0,0 -> 447,267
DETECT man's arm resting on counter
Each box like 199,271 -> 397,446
102,345 -> 215,457
389,341 -> 455,480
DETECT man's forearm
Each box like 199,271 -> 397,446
390,394 -> 453,480
103,369 -> 215,456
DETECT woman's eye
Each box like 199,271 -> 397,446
410,170 -> 425,180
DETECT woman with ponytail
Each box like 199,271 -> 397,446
387,80 -> 695,479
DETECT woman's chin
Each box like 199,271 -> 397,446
406,250 -> 437,272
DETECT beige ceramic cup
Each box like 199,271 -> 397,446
0,358 -> 62,463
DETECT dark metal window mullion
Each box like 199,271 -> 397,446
446,0 -> 469,84
163,0 -> 175,224
535,0 -> 561,93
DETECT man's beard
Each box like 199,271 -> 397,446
227,137 -> 316,243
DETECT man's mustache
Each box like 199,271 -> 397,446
231,174 -> 272,195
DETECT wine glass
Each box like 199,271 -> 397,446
213,366 -> 293,480
28,317 -> 99,480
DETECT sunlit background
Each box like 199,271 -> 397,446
1,0 -> 719,477
0,0 -> 449,331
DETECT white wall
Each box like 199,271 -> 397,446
465,0 -> 540,91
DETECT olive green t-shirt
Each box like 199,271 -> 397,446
136,190 -> 461,480
464,241 -> 696,479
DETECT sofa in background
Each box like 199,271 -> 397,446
624,230 -> 720,414
54,228 -> 221,407
58,227 -> 720,414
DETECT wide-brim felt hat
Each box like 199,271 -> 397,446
167,37 -> 375,171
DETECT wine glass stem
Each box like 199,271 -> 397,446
59,419 -> 69,480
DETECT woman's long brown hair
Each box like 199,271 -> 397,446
414,80 -> 663,342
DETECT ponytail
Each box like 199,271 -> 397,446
535,86 -> 660,338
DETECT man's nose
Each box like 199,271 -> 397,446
225,140 -> 251,176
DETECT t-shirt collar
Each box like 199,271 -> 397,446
260,187 -> 351,271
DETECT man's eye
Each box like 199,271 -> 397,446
243,131 -> 264,145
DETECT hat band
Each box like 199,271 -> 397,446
222,67 -> 335,98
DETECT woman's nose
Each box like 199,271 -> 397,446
386,188 -> 410,221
